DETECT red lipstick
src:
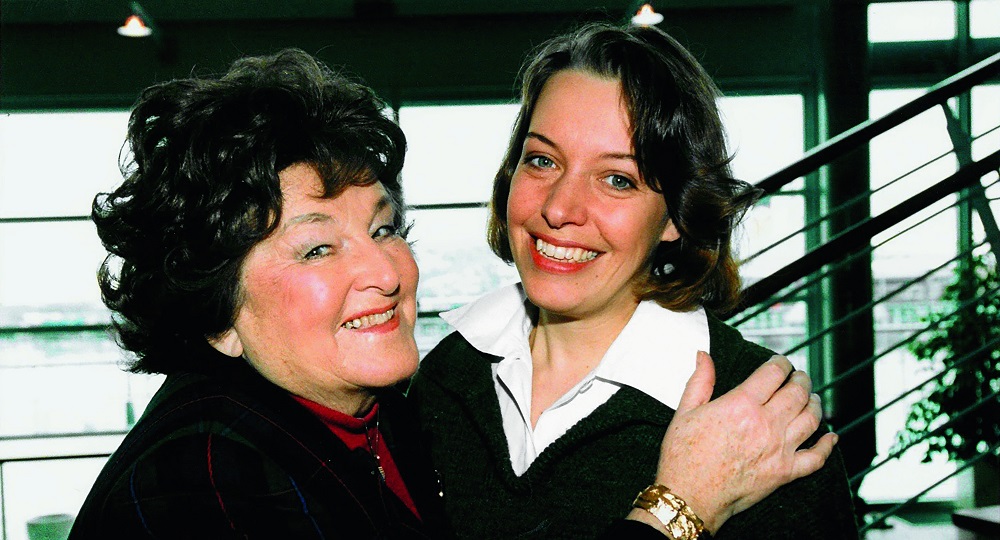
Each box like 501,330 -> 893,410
529,235 -> 599,274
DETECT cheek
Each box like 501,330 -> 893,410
610,205 -> 670,259
392,244 -> 419,297
506,174 -> 539,230
261,270 -> 349,329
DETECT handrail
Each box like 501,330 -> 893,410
849,387 -> 1000,485
0,452 -> 113,464
860,439 -> 1000,533
725,147 -> 1000,319
837,336 -> 1000,438
730,186 -> 995,329
742,144 -> 957,268
755,50 -> 1000,195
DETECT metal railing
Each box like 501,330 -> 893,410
727,50 -> 1000,534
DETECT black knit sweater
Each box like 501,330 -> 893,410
407,314 -> 859,539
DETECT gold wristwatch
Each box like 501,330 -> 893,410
632,484 -> 705,539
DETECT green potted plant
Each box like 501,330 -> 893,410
895,252 -> 1000,506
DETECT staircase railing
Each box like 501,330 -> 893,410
727,50 -> 1000,535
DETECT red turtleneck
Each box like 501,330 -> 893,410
292,396 -> 421,520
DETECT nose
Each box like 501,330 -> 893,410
540,171 -> 587,229
353,238 -> 402,296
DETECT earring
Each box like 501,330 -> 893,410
653,263 -> 675,277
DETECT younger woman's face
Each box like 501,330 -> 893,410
506,69 -> 679,322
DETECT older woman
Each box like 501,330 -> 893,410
407,23 -> 859,540
71,48 -> 834,539
70,49 -> 444,539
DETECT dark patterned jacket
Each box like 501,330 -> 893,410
70,346 -> 448,539
407,313 -> 860,540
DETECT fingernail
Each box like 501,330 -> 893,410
832,433 -> 840,445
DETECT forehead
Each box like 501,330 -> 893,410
529,70 -> 632,150
279,162 -> 326,199
276,163 -> 387,222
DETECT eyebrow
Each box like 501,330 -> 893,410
284,212 -> 331,230
525,131 -> 636,162
282,194 -> 392,231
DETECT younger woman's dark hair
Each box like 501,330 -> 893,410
486,23 -> 762,314
94,48 -> 407,374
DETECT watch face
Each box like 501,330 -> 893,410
633,486 -> 703,540
648,501 -> 679,525
654,505 -> 677,523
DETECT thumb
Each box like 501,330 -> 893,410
677,350 -> 716,412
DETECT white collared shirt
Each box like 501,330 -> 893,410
440,283 -> 710,476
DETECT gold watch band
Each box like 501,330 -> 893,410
632,484 -> 705,539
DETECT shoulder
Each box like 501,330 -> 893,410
93,363 -> 334,497
705,312 -> 776,394
412,331 -> 492,382
90,369 -> 289,483
407,331 -> 497,422
73,427 -> 369,539
72,404 -> 294,538
425,330 -> 477,362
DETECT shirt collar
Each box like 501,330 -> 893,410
440,283 -> 534,360
441,283 -> 710,410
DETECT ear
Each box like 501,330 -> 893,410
660,219 -> 680,242
207,328 -> 244,358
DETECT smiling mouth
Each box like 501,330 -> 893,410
342,308 -> 395,330
535,238 -> 598,263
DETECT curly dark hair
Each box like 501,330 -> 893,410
94,49 -> 407,374
486,23 -> 762,314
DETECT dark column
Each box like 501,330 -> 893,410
819,0 -> 876,515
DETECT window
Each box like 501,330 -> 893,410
399,103 -> 519,206
972,85 -> 1000,242
720,94 -> 807,281
398,103 -> 522,355
0,111 -> 161,540
869,89 -> 959,277
971,0 -> 1000,39
859,89 -> 963,503
719,94 -> 811,367
868,1 -> 957,43
0,112 -> 160,441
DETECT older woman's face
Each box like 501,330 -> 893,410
213,163 -> 419,415
507,70 -> 678,322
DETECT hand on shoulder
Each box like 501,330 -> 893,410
634,351 -> 836,535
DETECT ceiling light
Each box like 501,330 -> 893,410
118,14 -> 151,37
631,4 -> 664,27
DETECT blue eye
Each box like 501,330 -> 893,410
526,155 -> 556,169
604,174 -> 636,191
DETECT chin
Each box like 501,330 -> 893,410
385,345 -> 420,384
520,280 -> 579,311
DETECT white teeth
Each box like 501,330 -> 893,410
343,308 -> 395,330
535,238 -> 598,262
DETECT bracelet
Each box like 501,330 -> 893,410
632,484 -> 705,540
